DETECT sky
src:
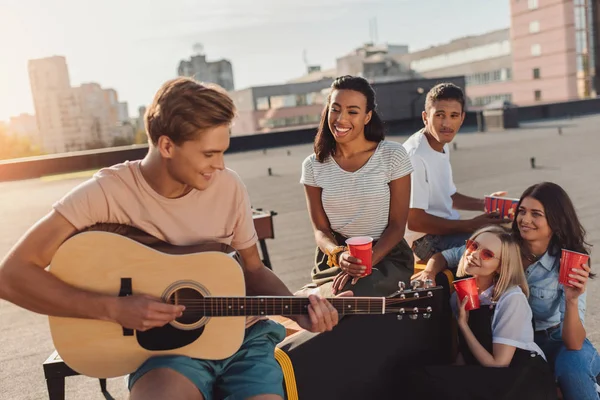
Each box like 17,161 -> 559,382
0,0 -> 510,122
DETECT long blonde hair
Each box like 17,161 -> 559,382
457,225 -> 529,301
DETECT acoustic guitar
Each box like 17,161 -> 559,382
47,230 -> 440,378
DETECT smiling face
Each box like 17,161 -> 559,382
516,196 -> 553,243
327,89 -> 372,144
159,124 -> 230,191
463,232 -> 502,278
422,99 -> 465,151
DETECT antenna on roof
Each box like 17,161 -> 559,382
369,17 -> 379,44
193,43 -> 204,55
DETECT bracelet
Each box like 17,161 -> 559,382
326,246 -> 346,268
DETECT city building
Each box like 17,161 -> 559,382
28,56 -> 129,153
395,29 -> 514,109
229,79 -> 331,136
509,0 -> 598,104
8,113 -> 39,145
229,76 -> 465,136
178,45 -> 235,91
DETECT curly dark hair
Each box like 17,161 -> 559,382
314,75 -> 385,162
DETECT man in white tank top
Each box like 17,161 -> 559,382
403,83 -> 509,266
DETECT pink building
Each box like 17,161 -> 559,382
510,0 -> 598,105
395,0 -> 598,108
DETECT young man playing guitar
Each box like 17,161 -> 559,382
0,77 -> 344,400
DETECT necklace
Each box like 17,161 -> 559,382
525,253 -> 540,263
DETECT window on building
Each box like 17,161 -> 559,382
528,0 -> 538,9
576,31 -> 587,54
531,44 -> 542,56
533,68 -> 541,79
269,95 -> 298,108
576,55 -> 584,72
256,97 -> 270,111
574,6 -> 587,29
529,21 -> 540,33
534,90 -> 542,101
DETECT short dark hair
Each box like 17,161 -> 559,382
314,75 -> 385,162
425,82 -> 466,113
145,77 -> 236,145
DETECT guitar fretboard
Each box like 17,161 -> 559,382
171,296 -> 387,317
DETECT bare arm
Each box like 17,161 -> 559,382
237,244 -> 346,332
412,252 -> 448,281
0,211 -> 115,319
304,185 -> 340,254
459,323 -> 517,367
372,175 -> 410,265
457,296 -> 516,367
238,245 -> 294,297
407,208 -> 472,235
408,208 -> 508,236
562,300 -> 586,350
451,192 -> 485,211
0,211 -> 183,331
561,263 -> 591,350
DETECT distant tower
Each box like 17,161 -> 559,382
193,43 -> 204,55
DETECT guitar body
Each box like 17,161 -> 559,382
48,230 -> 247,378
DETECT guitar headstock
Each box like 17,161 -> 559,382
384,279 -> 439,320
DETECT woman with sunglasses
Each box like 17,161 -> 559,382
405,225 -> 556,399
417,182 -> 597,400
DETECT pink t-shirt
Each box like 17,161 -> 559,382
53,160 -> 258,250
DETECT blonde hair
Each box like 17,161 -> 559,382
457,225 -> 529,301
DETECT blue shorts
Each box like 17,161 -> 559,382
128,320 -> 287,400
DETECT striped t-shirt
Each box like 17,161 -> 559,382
300,140 -> 413,239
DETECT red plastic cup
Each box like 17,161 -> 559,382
484,196 -> 493,213
345,236 -> 374,276
559,249 -> 589,287
506,199 -> 519,220
453,277 -> 480,311
491,197 -> 499,214
500,198 -> 519,219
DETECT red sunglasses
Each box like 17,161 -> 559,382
465,239 -> 499,261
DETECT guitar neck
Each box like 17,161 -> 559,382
178,296 -> 388,317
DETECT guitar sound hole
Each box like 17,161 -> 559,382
168,288 -> 203,325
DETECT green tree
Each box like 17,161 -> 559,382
134,129 -> 148,144
0,126 -> 45,160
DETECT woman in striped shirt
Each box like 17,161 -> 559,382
299,75 -> 414,297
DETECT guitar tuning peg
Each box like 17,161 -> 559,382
410,280 -> 422,290
409,313 -> 418,320
424,279 -> 434,289
397,314 -> 403,321
423,313 -> 431,319
426,291 -> 433,298
413,307 -> 419,314
398,281 -> 406,292
398,308 -> 405,314
426,306 -> 433,313
413,292 -> 420,299
387,281 -> 407,299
